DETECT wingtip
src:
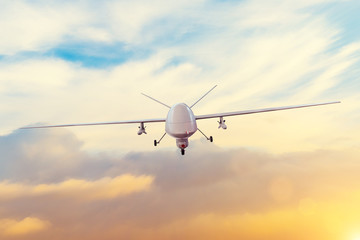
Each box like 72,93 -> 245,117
325,101 -> 341,104
19,126 -> 31,130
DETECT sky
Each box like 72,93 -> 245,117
0,0 -> 360,239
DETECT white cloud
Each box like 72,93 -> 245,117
0,58 -> 75,91
0,0 -> 207,55
0,2 -> 89,55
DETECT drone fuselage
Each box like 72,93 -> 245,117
165,103 -> 197,150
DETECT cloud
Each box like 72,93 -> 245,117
0,128 -> 157,186
0,0 -> 206,55
0,128 -> 360,239
0,129 -> 86,182
0,174 -> 153,201
0,1 -> 89,55
0,217 -> 50,237
103,0 -> 206,44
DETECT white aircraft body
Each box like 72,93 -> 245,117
21,86 -> 340,155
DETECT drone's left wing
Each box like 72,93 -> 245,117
195,101 -> 340,120
20,118 -> 166,129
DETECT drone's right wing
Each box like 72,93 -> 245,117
20,118 -> 166,129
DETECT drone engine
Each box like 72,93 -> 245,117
218,117 -> 227,129
137,123 -> 147,135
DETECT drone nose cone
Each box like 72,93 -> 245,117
167,103 -> 194,124
168,103 -> 190,122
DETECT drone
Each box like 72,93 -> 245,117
21,85 -> 340,155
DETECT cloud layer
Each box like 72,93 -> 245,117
1,129 -> 360,239
0,174 -> 153,201
0,217 -> 50,237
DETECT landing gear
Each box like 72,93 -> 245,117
197,128 -> 213,143
181,149 -> 185,155
154,133 -> 167,147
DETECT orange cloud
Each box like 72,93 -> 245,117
1,129 -> 360,240
108,191 -> 360,240
0,217 -> 50,236
0,174 -> 154,201
0,146 -> 359,240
